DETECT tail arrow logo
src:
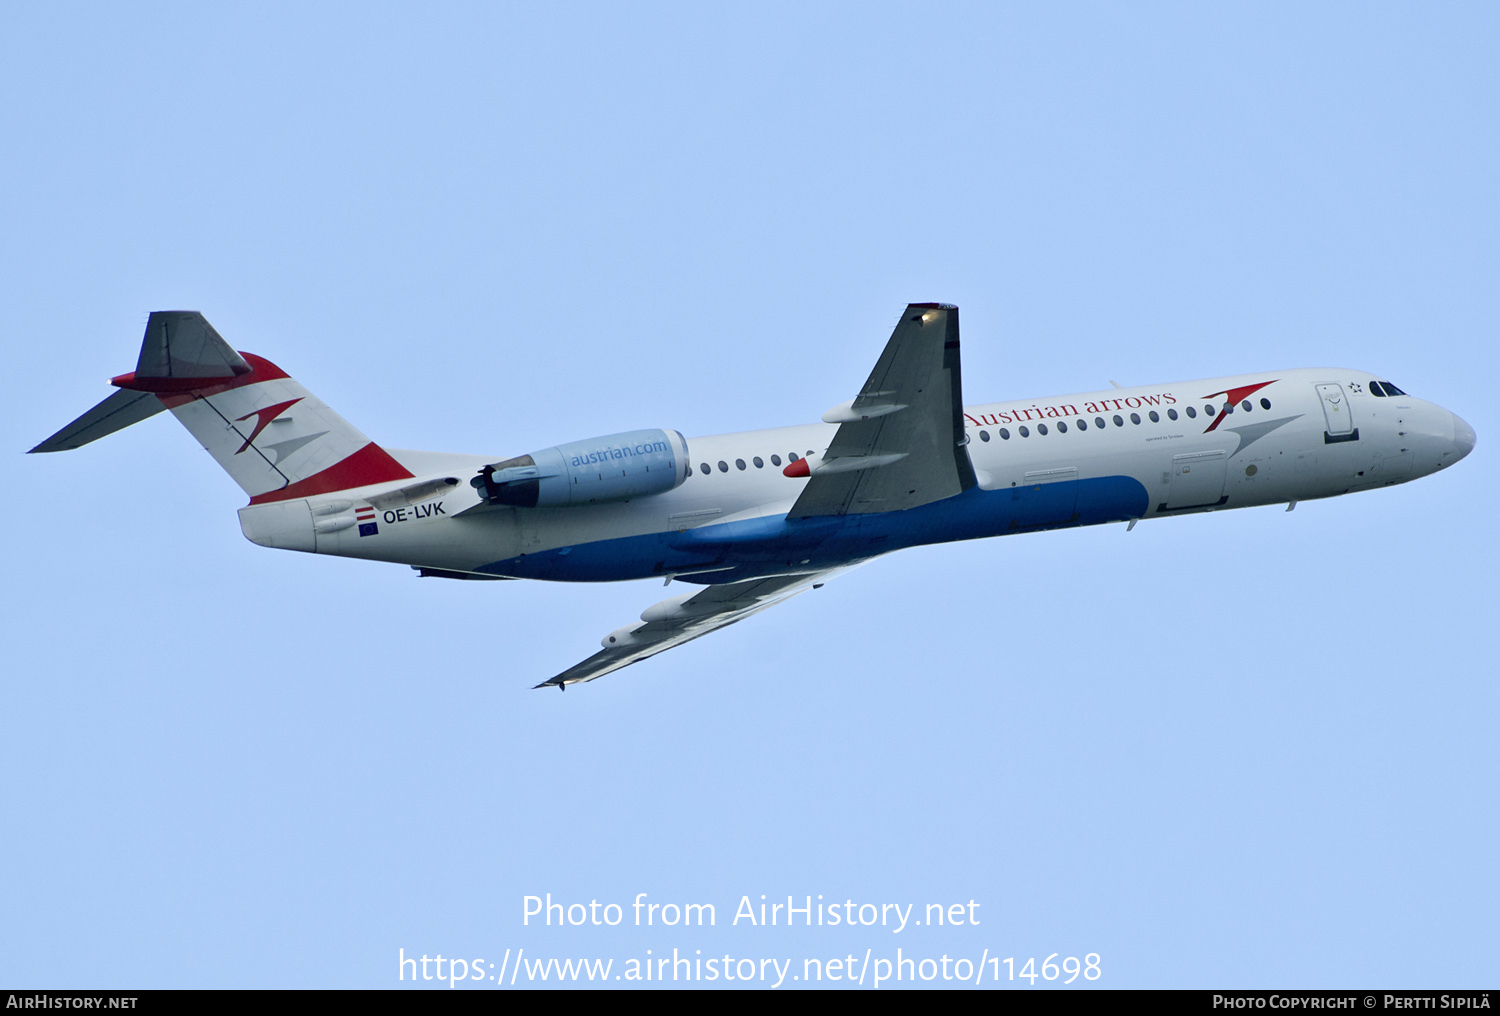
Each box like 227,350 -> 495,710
233,398 -> 304,454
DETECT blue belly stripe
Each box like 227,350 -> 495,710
477,475 -> 1149,583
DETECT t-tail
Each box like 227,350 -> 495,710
30,311 -> 415,507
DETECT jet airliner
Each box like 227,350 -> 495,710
31,305 -> 1476,688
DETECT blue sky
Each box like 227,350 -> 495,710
2,2 -> 1496,989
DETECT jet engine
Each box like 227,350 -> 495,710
470,428 -> 690,508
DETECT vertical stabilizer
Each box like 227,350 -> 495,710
31,311 -> 414,502
157,352 -> 413,502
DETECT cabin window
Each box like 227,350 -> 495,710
771,454 -> 782,466
1095,417 -> 1106,429
753,456 -> 764,468
1057,421 -> 1068,433
979,430 -> 990,442
1113,415 -> 1124,427
1242,400 -> 1252,412
1130,413 -> 1141,425
1260,398 -> 1272,409
1167,408 -> 1178,420
1077,419 -> 1088,431
699,462 -> 710,475
788,452 -> 799,462
1019,426 -> 1030,437
999,428 -> 1011,440
735,459 -> 746,470
1186,406 -> 1197,419
717,460 -> 728,472
1148,411 -> 1159,423
1205,404 -> 1216,416
1038,423 -> 1049,435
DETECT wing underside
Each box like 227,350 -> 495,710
537,568 -> 849,689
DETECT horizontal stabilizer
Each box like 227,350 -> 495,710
31,311 -> 250,451
28,388 -> 167,453
136,311 -> 251,381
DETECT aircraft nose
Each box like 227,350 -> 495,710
1451,412 -> 1476,462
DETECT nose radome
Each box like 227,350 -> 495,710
1452,412 -> 1476,462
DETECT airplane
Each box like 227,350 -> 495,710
30,305 -> 1476,690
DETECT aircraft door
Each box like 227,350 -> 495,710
1162,450 -> 1227,511
1316,383 -> 1358,442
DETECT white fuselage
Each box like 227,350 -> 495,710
245,368 -> 1472,584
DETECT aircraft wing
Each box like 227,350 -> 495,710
789,303 -> 977,518
536,568 -> 849,690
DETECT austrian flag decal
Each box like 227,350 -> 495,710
357,505 -> 377,537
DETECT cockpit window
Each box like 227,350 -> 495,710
1375,381 -> 1406,397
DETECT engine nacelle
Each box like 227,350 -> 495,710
471,428 -> 690,508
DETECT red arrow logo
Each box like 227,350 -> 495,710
233,398 -> 303,454
1200,381 -> 1276,432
